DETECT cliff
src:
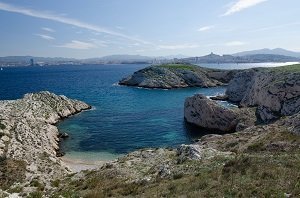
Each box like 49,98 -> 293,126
0,91 -> 91,192
225,65 -> 300,122
119,63 -> 239,89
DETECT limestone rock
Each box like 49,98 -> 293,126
225,70 -> 256,102
119,64 -> 232,89
225,68 -> 300,122
0,91 -> 91,187
184,94 -> 238,132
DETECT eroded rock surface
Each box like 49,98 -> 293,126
0,91 -> 91,189
184,94 -> 238,132
226,68 -> 300,122
119,64 -> 239,89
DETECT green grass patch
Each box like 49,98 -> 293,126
157,63 -> 199,71
270,64 -> 300,73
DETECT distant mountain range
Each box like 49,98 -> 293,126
233,48 -> 300,58
180,52 -> 300,64
0,48 -> 299,66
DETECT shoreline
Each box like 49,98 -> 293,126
60,151 -> 122,172
61,156 -> 107,172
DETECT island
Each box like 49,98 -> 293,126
119,63 -> 239,89
0,64 -> 299,197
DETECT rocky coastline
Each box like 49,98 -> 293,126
0,64 -> 299,197
0,91 -> 91,195
119,63 -> 240,89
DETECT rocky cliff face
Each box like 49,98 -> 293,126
0,91 -> 91,190
184,94 -> 238,132
225,68 -> 300,122
119,64 -> 239,89
184,94 -> 256,132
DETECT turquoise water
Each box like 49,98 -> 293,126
0,63 -> 293,160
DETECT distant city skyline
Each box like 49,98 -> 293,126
0,0 -> 300,58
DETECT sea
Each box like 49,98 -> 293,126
0,62 -> 297,161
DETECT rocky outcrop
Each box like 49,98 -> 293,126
51,111 -> 300,197
176,144 -> 232,163
184,94 -> 257,132
119,64 -> 239,89
184,94 -> 238,132
0,91 -> 91,189
226,67 -> 300,122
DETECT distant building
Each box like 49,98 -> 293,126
30,58 -> 34,66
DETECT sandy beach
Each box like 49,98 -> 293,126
62,156 -> 107,172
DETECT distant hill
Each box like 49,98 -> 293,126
1,51 -> 299,67
82,55 -> 155,64
0,56 -> 78,66
233,48 -> 300,58
179,53 -> 300,64
0,56 -> 77,62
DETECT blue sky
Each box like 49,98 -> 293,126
0,0 -> 299,58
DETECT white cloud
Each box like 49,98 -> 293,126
222,0 -> 268,16
42,27 -> 55,32
197,25 -> 214,32
0,2 -> 151,44
89,39 -> 108,47
225,41 -> 246,46
158,44 -> 199,50
56,40 -> 97,50
35,34 -> 55,40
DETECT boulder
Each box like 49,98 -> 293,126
177,144 -> 233,163
184,94 -> 238,132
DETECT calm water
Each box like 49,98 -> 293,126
0,63 -> 294,160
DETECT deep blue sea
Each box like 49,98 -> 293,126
0,62 -> 296,161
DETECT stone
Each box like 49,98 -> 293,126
0,142 -> 5,148
210,95 -> 229,101
184,94 -> 238,132
256,106 -> 279,123
1,135 -> 10,142
177,144 -> 233,163
59,132 -> 69,139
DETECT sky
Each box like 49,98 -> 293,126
0,0 -> 300,58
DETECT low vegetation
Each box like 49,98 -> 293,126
0,158 -> 26,190
270,64 -> 300,73
50,128 -> 300,197
157,63 -> 198,71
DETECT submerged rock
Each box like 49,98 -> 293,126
184,94 -> 238,132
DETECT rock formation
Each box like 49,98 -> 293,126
119,64 -> 240,89
184,94 -> 238,132
225,67 -> 300,122
0,91 -> 91,190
